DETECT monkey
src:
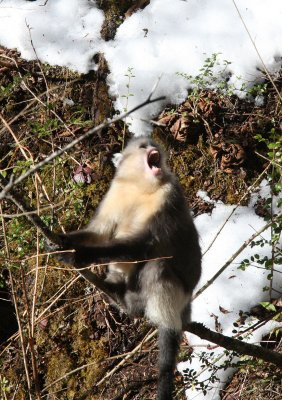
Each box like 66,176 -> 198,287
53,137 -> 201,400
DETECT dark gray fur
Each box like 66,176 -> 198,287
55,138 -> 201,400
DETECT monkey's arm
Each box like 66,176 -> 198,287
59,232 -> 153,267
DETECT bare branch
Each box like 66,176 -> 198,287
0,94 -> 165,303
194,211 -> 282,299
232,0 -> 282,103
203,163 -> 271,256
0,175 -> 118,300
187,322 -> 282,368
0,94 -> 165,200
0,175 -> 61,245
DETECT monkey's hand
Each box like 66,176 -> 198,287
45,235 -> 76,266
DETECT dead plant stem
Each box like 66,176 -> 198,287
203,163 -> 270,256
0,113 -> 52,203
0,77 -> 80,136
0,54 -> 74,136
194,211 -> 282,299
26,20 -> 50,109
96,328 -> 157,387
0,203 -> 32,399
232,0 -> 282,103
0,94 -> 165,200
20,268 -> 42,399
42,327 -> 156,393
255,151 -> 282,170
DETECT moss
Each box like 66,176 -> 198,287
1,43 -> 279,400
154,128 -> 250,206
45,348 -> 76,397
96,0 -> 133,40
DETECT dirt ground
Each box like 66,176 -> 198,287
0,5 -> 281,398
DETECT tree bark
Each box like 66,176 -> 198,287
188,322 -> 282,368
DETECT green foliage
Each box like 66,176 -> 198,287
121,66 -> 135,148
177,53 -> 234,97
255,129 -> 282,187
7,218 -> 34,257
12,159 -> 33,174
260,301 -> 277,312
122,66 -> 135,108
183,350 -> 240,396
29,111 -> 92,138
238,127 -> 282,300
0,76 -> 22,99
30,118 -> 60,138
247,82 -> 267,98
177,53 -> 269,101
0,376 -> 11,396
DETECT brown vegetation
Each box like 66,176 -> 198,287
0,32 -> 281,400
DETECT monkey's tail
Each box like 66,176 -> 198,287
157,327 -> 181,400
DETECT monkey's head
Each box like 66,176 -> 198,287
114,137 -> 171,190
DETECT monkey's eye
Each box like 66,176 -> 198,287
139,143 -> 147,149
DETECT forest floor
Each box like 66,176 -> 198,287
0,18 -> 281,400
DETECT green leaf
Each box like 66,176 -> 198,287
260,302 -> 276,312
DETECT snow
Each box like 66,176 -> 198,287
1,0 -> 282,134
103,0 -> 282,134
182,183 -> 282,399
0,0 -> 104,72
0,1 -> 281,399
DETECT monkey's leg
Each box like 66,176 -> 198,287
157,327 -> 181,400
123,290 -> 145,317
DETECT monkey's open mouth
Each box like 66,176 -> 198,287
147,149 -> 161,175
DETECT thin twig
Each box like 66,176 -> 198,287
36,276 -> 80,322
20,268 -> 42,399
0,175 -> 60,244
0,201 -> 64,218
232,0 -> 282,103
194,212 -> 282,299
203,163 -> 271,256
0,54 -> 74,136
188,322 -> 282,368
0,203 -> 32,399
0,113 -> 53,203
0,94 -> 165,200
96,329 -> 157,387
0,77 -> 80,136
255,151 -> 282,169
26,20 -> 50,109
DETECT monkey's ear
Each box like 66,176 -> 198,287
112,153 -> 123,168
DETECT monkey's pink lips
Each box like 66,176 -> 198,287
147,149 -> 161,176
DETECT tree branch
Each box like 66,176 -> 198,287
0,175 -> 119,301
0,94 -> 165,200
193,211 -> 282,299
2,90 -> 281,370
0,175 -> 60,245
187,322 -> 282,368
0,95 -> 165,302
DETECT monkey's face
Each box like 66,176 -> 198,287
115,138 -> 169,190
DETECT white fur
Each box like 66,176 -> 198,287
111,153 -> 123,168
145,283 -> 190,330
